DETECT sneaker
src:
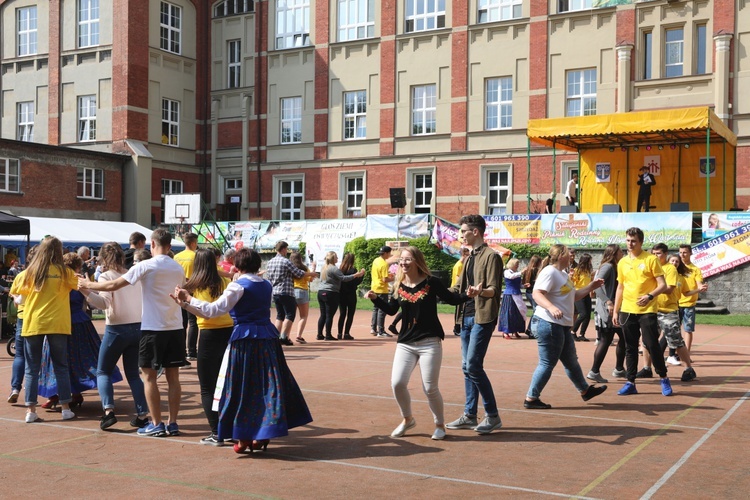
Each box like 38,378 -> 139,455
391,418 -> 416,437
666,356 -> 682,366
612,368 -> 627,378
100,412 -> 117,430
130,415 -> 149,428
474,415 -> 503,434
636,366 -> 653,379
280,337 -> 294,346
445,414 -> 478,430
200,434 -> 224,446
180,360 -> 192,369
7,389 -> 19,404
579,336 -> 590,342
62,409 -> 76,420
186,356 -> 197,362
370,330 -> 377,336
431,427 -> 446,440
582,385 -> 607,402
388,324 -> 399,336
617,382 -> 638,396
595,339 -> 600,345
587,371 -> 609,384
137,422 -> 167,437
167,422 -> 180,436
661,377 -> 673,396
376,332 -> 391,338
681,367 -> 697,382
523,399 -> 552,409
25,412 -> 39,423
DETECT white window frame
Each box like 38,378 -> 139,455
161,179 -> 183,223
405,0 -> 445,33
344,173 -> 365,218
78,0 -> 100,48
478,0 -> 522,23
558,0 -> 592,13
480,165 -> 512,215
228,40 -> 241,88
275,0 -> 311,50
406,167 -> 436,214
78,167 -> 104,199
214,0 -> 254,17
0,158 -> 20,193
17,102 -> 34,142
160,1 -> 182,55
273,174 -> 305,220
78,95 -> 97,142
664,27 -> 684,78
280,96 -> 302,144
343,90 -> 367,140
338,0 -> 375,42
485,77 -> 512,130
162,98 -> 180,146
17,6 -> 37,57
565,68 -> 597,117
411,84 -> 437,136
225,178 -> 243,190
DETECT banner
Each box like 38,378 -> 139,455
365,214 -> 430,240
191,222 -> 230,248
228,221 -> 262,250
303,219 -> 367,268
255,221 -> 307,252
539,212 -> 692,248
692,223 -> 750,278
484,215 -> 541,244
431,218 -> 462,258
701,212 -> 750,240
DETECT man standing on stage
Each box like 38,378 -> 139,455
565,172 -> 578,207
637,166 -> 656,212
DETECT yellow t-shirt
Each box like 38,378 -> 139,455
617,251 -> 664,314
451,260 -> 464,288
657,263 -> 684,313
193,278 -> 234,330
679,262 -> 703,307
571,270 -> 592,289
17,265 -> 78,336
293,274 -> 311,290
174,248 -> 196,278
9,269 -> 25,320
370,256 -> 390,294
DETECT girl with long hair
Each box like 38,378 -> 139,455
366,246 -> 469,440
571,253 -> 594,341
290,251 -> 316,344
317,251 -> 364,341
6,244 -> 38,404
522,255 -> 542,338
16,237 -> 78,423
337,252 -> 363,340
498,258 -> 527,339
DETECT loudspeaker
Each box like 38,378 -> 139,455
670,202 -> 689,212
560,205 -> 578,213
602,204 -> 622,213
389,187 -> 406,209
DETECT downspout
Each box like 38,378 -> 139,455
706,110 -> 710,211
203,1 -> 211,207
255,0 -> 264,217
526,137 -> 531,213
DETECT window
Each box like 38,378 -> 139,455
279,178 -> 303,220
345,175 -> 364,218
17,102 -> 34,142
411,85 -> 436,136
696,24 -> 707,75
664,27 -> 684,78
558,0 -> 592,13
228,40 -> 241,88
643,31 -> 652,80
78,167 -> 104,199
280,97 -> 302,144
338,0 -> 375,41
214,0 -> 254,17
17,6 -> 37,56
162,98 -> 180,146
487,170 -> 509,215
160,1 -> 182,54
275,0 -> 311,49
405,0 -> 445,33
161,179 -> 183,223
78,95 -> 97,142
0,159 -> 20,193
226,178 -> 243,190
485,77 -> 512,130
566,69 -> 596,117
478,0 -> 522,23
79,0 -> 99,48
344,91 -> 366,140
413,173 -> 433,214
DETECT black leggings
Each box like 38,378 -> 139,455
620,312 -> 666,382
573,296 -> 592,337
318,290 -> 340,338
590,327 -> 626,374
197,327 -> 232,434
337,290 -> 357,338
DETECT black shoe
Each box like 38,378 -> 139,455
324,336 -> 338,341
130,416 -> 149,428
524,399 -> 552,409
573,335 -> 581,342
100,412 -> 117,430
681,367 -> 697,382
636,366 -> 653,379
579,336 -> 590,342
181,360 -> 192,368
388,324 -> 399,336
280,337 -> 294,346
343,334 -> 355,340
582,384 -> 607,402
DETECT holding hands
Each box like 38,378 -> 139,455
169,286 -> 193,306
466,282 -> 484,298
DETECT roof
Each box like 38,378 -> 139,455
0,211 -> 29,237
527,107 -> 737,152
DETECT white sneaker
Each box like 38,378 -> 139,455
431,427 -> 446,440
474,415 -> 502,434
666,356 -> 681,366
586,371 -> 609,383
62,409 -> 76,420
25,412 -> 39,423
391,418 -> 416,437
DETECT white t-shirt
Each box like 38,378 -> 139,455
566,179 -> 577,200
86,269 -> 143,326
533,265 -> 576,326
122,254 -> 184,331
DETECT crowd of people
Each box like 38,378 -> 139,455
3,218 -> 707,446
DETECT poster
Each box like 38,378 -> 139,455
484,215 -> 541,244
228,221 -> 262,250
365,214 -> 430,240
692,222 -> 750,278
595,162 -> 611,183
255,221 -> 307,252
303,219 -> 367,268
431,218 -> 462,258
701,212 -> 750,240
699,157 -> 716,178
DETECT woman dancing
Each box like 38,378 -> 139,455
290,251 -> 315,344
571,253 -> 594,341
337,252 -> 363,340
499,258 -> 527,339
317,252 -> 364,341
522,255 -> 542,338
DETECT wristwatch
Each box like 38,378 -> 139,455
647,293 -> 654,301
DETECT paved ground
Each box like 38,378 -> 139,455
1,311 -> 749,499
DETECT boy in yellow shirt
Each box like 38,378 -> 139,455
677,244 -> 707,353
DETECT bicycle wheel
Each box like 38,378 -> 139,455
6,337 -> 14,357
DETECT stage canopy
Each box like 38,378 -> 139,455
527,107 -> 737,213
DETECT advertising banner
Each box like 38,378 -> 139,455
303,219 -> 368,267
255,221 -> 307,251
691,223 -> 750,278
431,218 -> 462,258
227,221 -> 262,250
484,214 -> 541,244
365,214 -> 430,240
701,212 -> 750,240
191,222 -> 230,248
539,212 -> 692,248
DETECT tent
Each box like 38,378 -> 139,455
0,211 -> 30,239
526,107 -> 737,213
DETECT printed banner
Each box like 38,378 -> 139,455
692,223 -> 750,278
701,212 -> 750,240
699,157 -> 716,177
191,222 -> 230,248
365,214 -> 430,240
303,219 -> 367,268
484,215 -> 541,244
255,221 -> 307,251
228,221 -> 262,250
539,212 -> 692,248
643,155 -> 661,176
595,163 -> 611,183
431,218 -> 463,258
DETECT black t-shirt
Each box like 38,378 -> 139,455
124,247 -> 136,269
463,252 -> 476,317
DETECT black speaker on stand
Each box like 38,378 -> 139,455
389,188 -> 406,242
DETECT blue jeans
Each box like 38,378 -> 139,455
24,334 -> 72,406
10,319 -> 24,391
97,323 -> 147,414
527,317 -> 589,399
460,316 -> 498,417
